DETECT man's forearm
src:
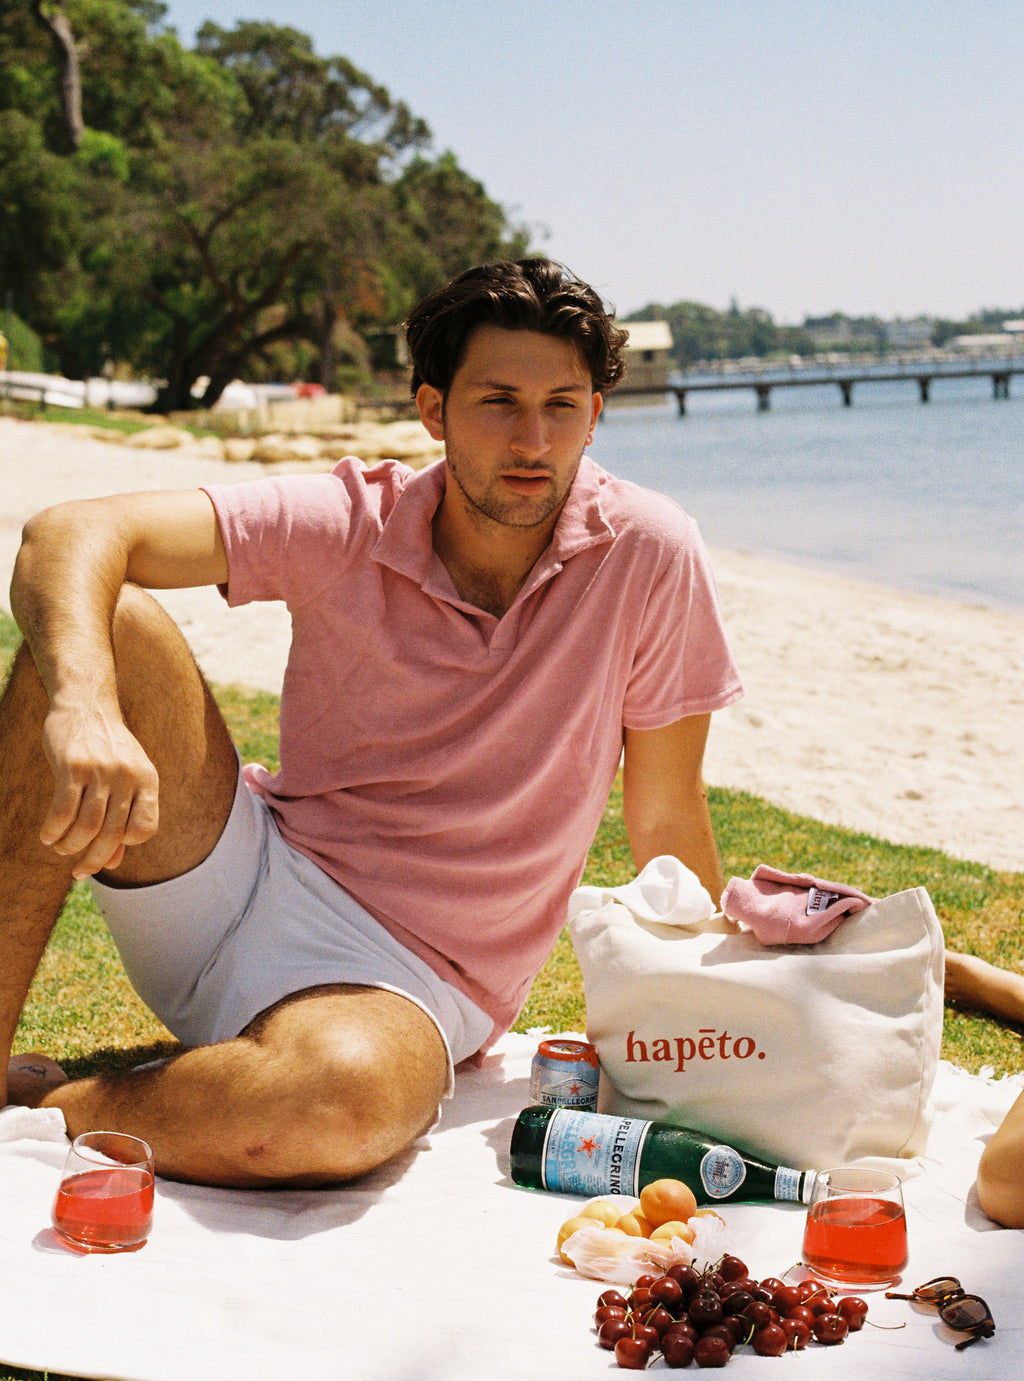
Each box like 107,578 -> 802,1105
620,716 -> 725,899
625,790 -> 724,899
12,488 -> 229,704
8,500 -> 170,880
9,491 -> 228,879
11,501 -> 129,709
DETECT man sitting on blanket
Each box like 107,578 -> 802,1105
0,258 -> 741,1187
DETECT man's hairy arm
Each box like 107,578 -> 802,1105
10,488 -> 228,878
621,714 -> 724,900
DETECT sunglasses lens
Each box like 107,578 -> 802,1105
941,1299 -> 990,1329
918,1277 -> 961,1299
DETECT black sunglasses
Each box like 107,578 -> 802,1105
885,1276 -> 995,1350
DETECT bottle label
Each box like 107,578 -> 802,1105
699,1145 -> 747,1199
773,1166 -> 804,1202
540,1109 -> 647,1196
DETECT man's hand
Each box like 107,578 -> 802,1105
10,490 -> 228,878
39,701 -> 159,879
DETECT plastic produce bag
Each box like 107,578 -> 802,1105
561,1211 -> 731,1285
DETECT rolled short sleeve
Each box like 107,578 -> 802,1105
202,459 -> 411,609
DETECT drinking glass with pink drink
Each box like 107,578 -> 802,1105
802,1166 -> 908,1290
52,1131 -> 155,1253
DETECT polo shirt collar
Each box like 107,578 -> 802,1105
372,456 -> 616,596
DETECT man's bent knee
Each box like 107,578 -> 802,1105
315,1029 -> 445,1173
244,987 -> 449,1184
38,989 -> 449,1189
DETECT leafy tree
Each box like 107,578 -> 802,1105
124,135 -> 394,407
1,307 -> 46,372
0,4 -> 528,407
388,152 -> 530,309
628,300 -> 739,366
194,20 -> 429,154
932,307 -> 1024,346
0,108 -> 88,358
723,300 -> 776,359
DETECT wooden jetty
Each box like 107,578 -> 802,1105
610,356 -> 1024,414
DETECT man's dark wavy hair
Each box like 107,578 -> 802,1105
405,258 -> 629,396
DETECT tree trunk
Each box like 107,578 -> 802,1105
317,294 -> 337,389
31,1 -> 85,152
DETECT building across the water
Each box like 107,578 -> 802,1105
945,328 -> 1024,355
610,321 -> 674,402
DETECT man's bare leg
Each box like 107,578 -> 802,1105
4,586 -> 448,1185
41,984 -> 449,1187
0,642 -> 82,1098
0,582 -> 237,1102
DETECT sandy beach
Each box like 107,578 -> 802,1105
2,414 -> 1021,874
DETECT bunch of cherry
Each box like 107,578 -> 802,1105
593,1253 -> 868,1369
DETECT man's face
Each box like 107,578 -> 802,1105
417,325 -> 602,533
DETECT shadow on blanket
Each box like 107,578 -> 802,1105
157,1140 -> 426,1241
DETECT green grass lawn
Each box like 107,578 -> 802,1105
1,621 -> 1022,1381
0,399 -> 207,438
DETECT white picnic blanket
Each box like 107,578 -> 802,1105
0,1034 -> 1020,1380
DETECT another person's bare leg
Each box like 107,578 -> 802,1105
944,951 -> 1024,1025
976,1088 -> 1024,1228
41,985 -> 449,1187
1,584 -> 238,1101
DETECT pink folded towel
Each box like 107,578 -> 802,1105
720,864 -> 876,945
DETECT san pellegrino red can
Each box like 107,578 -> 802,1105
529,1039 -> 600,1109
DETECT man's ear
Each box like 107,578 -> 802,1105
588,391 -> 603,444
416,383 -> 445,441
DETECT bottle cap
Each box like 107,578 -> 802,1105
802,1170 -> 822,1203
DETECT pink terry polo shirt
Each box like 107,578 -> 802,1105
203,456 -> 742,1048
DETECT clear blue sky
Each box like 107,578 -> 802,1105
160,0 -> 1023,325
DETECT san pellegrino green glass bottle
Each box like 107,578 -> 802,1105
510,1105 -> 817,1205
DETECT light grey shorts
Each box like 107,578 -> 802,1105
89,770 -> 493,1092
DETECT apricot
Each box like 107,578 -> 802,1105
556,1214 -> 604,1263
614,1210 -> 654,1238
639,1177 -> 698,1229
578,1198 -> 624,1227
649,1219 -> 696,1244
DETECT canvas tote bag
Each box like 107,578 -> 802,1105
567,855 -> 945,1169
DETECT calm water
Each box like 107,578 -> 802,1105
591,375 -> 1023,612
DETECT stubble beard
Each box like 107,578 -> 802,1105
443,445 -> 583,531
